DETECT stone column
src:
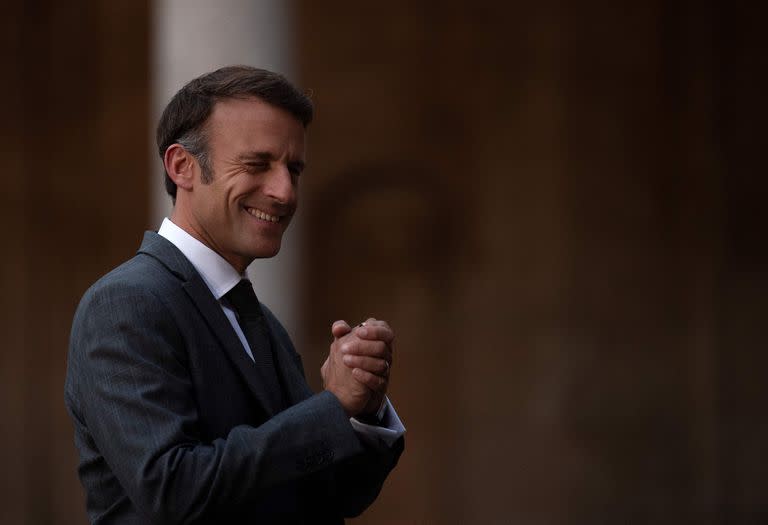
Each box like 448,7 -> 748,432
151,0 -> 302,336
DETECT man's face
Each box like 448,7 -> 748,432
182,97 -> 306,272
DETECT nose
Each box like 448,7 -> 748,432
264,165 -> 296,205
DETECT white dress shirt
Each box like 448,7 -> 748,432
158,218 -> 405,446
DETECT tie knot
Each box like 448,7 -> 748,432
225,279 -> 263,320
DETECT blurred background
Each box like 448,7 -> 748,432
1,0 -> 767,523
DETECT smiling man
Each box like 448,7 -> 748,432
65,66 -> 404,524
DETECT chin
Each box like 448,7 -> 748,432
250,243 -> 282,260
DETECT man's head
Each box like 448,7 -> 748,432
157,66 -> 313,272
157,66 -> 313,201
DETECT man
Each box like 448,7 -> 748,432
65,66 -> 405,524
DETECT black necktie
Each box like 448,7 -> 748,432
224,279 -> 286,412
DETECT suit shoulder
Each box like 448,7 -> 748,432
69,252 -> 187,358
66,254 -> 188,412
71,253 -> 184,339
79,253 -> 175,304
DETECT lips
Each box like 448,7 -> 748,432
245,206 -> 282,223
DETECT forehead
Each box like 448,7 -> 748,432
206,96 -> 305,154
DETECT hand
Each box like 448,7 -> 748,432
340,318 -> 394,419
321,320 -> 372,417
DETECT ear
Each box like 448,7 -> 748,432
163,144 -> 197,191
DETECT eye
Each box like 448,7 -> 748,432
288,163 -> 304,177
244,162 -> 268,173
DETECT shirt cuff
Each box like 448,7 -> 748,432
350,397 -> 406,448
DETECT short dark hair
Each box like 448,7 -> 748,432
156,65 -> 314,200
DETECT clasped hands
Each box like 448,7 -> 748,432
321,318 -> 394,420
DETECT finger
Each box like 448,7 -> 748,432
332,320 -> 352,340
352,367 -> 387,391
342,354 -> 389,376
340,339 -> 391,361
354,322 -> 395,344
364,318 -> 392,333
359,318 -> 392,331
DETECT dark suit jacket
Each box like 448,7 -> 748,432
65,232 -> 403,524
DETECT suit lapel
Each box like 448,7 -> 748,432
138,232 -> 285,415
268,330 -> 313,406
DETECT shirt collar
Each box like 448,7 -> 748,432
157,218 -> 243,300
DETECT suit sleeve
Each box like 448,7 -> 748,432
66,280 -> 365,524
263,308 -> 405,518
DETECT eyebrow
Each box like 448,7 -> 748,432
238,151 -> 272,162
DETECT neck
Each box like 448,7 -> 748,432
168,209 -> 250,274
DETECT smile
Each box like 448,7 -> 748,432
245,206 -> 281,223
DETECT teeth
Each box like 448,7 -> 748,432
247,207 -> 280,223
